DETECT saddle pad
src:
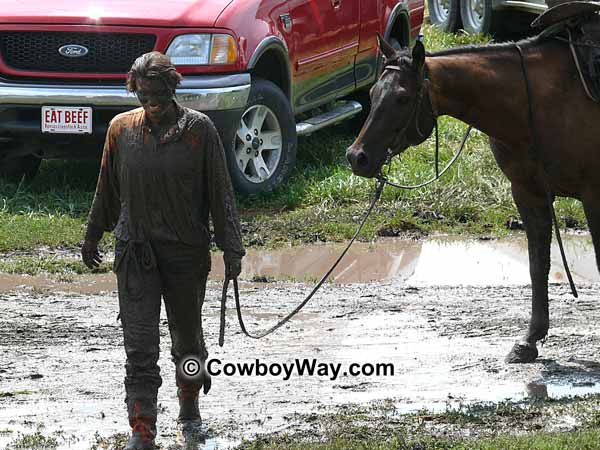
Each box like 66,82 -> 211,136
532,1 -> 600,29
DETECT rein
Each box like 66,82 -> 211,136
515,43 -> 578,298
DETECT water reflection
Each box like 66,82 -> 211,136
209,235 -> 597,286
526,380 -> 600,402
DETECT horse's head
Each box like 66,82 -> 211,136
346,36 -> 435,178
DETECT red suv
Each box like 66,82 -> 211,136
0,0 -> 423,193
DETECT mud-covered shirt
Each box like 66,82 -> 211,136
86,101 -> 245,264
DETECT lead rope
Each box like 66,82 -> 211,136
516,43 -> 578,298
219,178 -> 386,345
219,117 -> 473,345
381,121 -> 471,190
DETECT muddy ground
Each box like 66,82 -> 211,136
1,236 -> 600,449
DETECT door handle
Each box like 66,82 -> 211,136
331,0 -> 341,8
280,13 -> 292,33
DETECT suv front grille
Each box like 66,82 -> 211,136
0,31 -> 156,74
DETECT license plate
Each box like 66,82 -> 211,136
42,106 -> 92,134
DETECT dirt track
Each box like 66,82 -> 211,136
1,237 -> 600,449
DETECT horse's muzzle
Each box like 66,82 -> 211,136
346,146 -> 378,178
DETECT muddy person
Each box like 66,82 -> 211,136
81,51 -> 245,449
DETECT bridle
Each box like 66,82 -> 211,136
376,62 -> 472,190
379,62 -> 433,154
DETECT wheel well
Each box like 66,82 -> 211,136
388,13 -> 410,47
250,49 -> 291,100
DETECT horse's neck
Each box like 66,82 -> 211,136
426,48 -> 532,144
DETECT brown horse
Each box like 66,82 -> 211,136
346,34 -> 600,363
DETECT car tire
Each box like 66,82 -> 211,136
0,154 -> 41,182
428,0 -> 461,33
489,10 -> 537,40
227,78 -> 297,195
460,0 -> 496,35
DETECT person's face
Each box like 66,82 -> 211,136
136,77 -> 174,125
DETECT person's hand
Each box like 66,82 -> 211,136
224,255 -> 242,279
81,239 -> 102,269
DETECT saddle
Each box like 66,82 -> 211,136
532,1 -> 600,101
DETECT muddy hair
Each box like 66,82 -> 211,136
126,51 -> 183,93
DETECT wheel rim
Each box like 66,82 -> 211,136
465,0 -> 484,29
431,0 -> 451,22
235,104 -> 282,184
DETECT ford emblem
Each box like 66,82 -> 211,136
58,44 -> 89,58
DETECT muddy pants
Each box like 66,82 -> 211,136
115,239 -> 209,433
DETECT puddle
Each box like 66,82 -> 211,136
214,234 -> 597,285
1,235 -> 596,294
526,381 -> 600,401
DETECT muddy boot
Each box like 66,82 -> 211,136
176,388 -> 206,449
126,398 -> 157,450
125,426 -> 156,450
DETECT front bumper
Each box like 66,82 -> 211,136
0,73 -> 250,110
0,73 -> 250,146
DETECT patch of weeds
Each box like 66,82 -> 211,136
0,256 -> 111,276
6,432 -> 58,450
90,432 -> 129,450
250,275 -> 276,283
239,396 -> 600,450
249,273 -> 320,284
0,390 -> 35,398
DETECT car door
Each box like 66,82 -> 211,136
289,0 -> 360,112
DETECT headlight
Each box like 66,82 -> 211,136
166,34 -> 237,65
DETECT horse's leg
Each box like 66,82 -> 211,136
505,185 -> 552,363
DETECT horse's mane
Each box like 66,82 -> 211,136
383,35 -> 543,70
424,35 -> 542,58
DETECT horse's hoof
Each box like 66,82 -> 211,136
505,342 -> 538,363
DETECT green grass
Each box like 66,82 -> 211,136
244,431 -> 600,450
240,396 -> 600,450
243,432 -> 600,450
0,256 -> 111,276
0,24 -> 587,257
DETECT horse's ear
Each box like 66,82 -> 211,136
377,33 -> 397,60
412,40 -> 425,71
